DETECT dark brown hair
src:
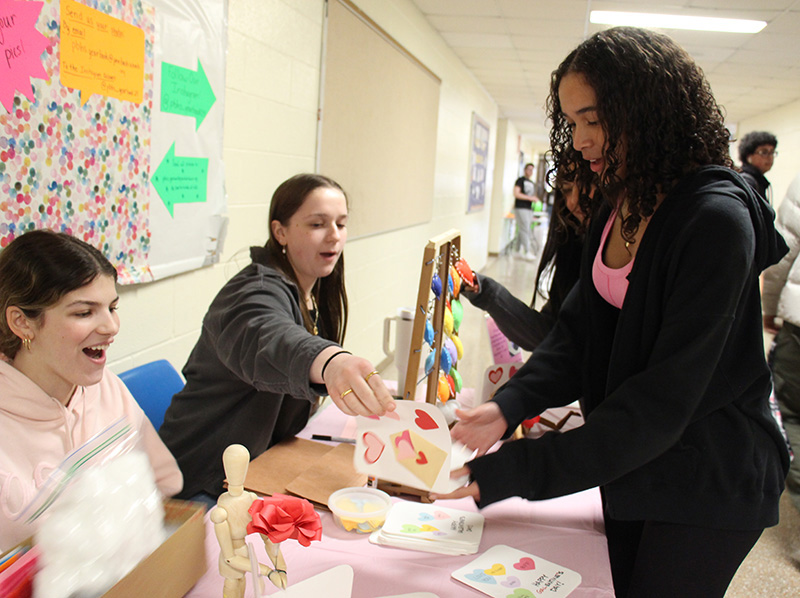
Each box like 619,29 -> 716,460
547,26 -> 733,244
266,174 -> 348,343
0,229 -> 118,358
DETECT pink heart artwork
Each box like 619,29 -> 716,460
488,367 -> 503,384
513,557 -> 536,571
362,431 -> 385,464
433,510 -> 450,520
416,451 -> 428,465
394,430 -> 416,460
414,409 -> 439,430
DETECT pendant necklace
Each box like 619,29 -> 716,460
309,293 -> 319,335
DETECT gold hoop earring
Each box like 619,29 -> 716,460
22,337 -> 31,351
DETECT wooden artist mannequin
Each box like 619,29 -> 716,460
210,444 -> 287,597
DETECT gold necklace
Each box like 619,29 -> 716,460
309,293 -> 319,335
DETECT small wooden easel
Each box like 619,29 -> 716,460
400,228 -> 461,404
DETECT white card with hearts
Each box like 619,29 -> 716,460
452,545 -> 582,597
355,401 -> 459,493
480,361 -> 522,404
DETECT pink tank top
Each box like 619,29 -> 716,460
592,209 -> 633,309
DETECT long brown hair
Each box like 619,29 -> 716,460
265,174 -> 348,344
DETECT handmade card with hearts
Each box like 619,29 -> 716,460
370,501 -> 484,555
452,545 -> 582,597
355,401 -> 461,493
479,361 -> 521,404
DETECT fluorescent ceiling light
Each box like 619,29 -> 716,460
590,10 -> 766,33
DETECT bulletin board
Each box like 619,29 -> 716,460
0,0 -> 227,284
318,0 -> 440,238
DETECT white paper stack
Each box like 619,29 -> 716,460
369,501 -> 484,555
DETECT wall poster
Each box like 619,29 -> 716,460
0,0 -> 227,284
467,111 -> 489,214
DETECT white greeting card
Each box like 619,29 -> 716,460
452,545 -> 582,597
480,362 -> 521,404
355,401 -> 467,493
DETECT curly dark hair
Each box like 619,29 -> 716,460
737,131 -> 777,163
546,27 -> 733,244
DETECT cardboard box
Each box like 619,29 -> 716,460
1,499 -> 207,598
102,499 -> 207,598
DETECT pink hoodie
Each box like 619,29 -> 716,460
0,361 -> 183,551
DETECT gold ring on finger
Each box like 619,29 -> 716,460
340,388 -> 353,400
365,370 -> 379,382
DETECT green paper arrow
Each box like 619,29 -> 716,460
160,59 -> 216,130
152,143 -> 208,217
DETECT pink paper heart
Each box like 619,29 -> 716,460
513,557 -> 535,571
394,430 -> 416,460
362,431 -> 385,464
433,510 -> 450,520
414,409 -> 438,430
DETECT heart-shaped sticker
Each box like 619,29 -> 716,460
513,557 -> 535,571
416,451 -> 428,465
418,512 -> 434,522
465,569 -> 496,585
508,589 -> 534,598
485,563 -> 506,576
433,510 -> 450,520
400,524 -> 422,534
362,431 -> 384,464
501,576 -> 521,588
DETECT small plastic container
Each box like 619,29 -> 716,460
327,487 -> 392,534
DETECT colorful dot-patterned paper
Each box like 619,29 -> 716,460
0,0 -> 155,284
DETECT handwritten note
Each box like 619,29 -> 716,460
0,0 -> 50,112
59,0 -> 144,105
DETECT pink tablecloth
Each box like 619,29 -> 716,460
185,402 -> 614,598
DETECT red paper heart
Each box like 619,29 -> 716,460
488,367 -> 503,384
513,557 -> 536,571
414,409 -> 439,430
509,366 -> 518,377
416,451 -> 428,465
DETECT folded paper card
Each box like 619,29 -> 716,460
355,401 -> 469,493
452,545 -> 582,597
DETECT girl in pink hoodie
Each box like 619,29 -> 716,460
0,230 -> 182,551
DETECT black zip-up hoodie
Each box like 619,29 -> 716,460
469,166 -> 789,530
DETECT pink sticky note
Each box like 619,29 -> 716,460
0,0 -> 50,112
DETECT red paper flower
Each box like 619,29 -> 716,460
247,494 -> 322,547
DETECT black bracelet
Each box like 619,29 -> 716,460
321,349 -> 351,381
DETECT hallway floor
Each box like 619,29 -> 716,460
454,251 -> 800,597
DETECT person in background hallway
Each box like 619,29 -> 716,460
739,130 -> 778,202
159,174 -> 395,508
513,162 -> 540,261
462,163 -> 595,351
0,230 -> 182,551
762,172 -> 800,517
432,27 -> 789,598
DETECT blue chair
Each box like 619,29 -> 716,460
119,359 -> 184,431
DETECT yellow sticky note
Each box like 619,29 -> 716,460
59,0 -> 145,105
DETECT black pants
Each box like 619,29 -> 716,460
604,513 -> 762,598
